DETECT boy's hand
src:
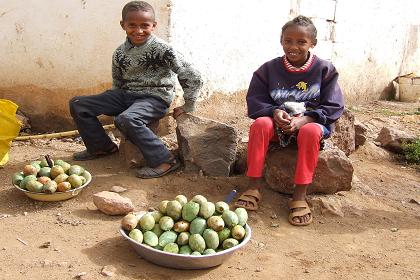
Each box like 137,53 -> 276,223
281,115 -> 314,134
273,109 -> 291,128
173,107 -> 186,119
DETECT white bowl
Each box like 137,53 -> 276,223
119,224 -> 252,269
13,171 -> 92,202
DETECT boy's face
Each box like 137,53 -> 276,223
281,25 -> 316,67
120,10 -> 156,46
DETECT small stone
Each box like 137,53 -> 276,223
270,214 -> 278,219
101,265 -> 116,277
257,242 -> 265,248
270,222 -> 280,228
23,212 -> 28,216
74,272 -> 87,279
255,267 -> 263,272
41,259 -> 53,267
409,198 -> 420,205
304,269 -> 310,273
56,213 -> 61,216
39,241 -> 51,248
390,228 -> 398,232
110,186 -> 127,193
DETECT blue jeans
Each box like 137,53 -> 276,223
69,89 -> 170,167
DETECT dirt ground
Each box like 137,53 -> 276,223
0,93 -> 419,280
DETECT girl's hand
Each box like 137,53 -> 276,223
273,109 -> 291,128
282,115 -> 314,134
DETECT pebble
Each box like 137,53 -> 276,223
101,265 -> 116,277
270,222 -> 280,228
270,214 -> 278,219
390,228 -> 398,232
110,185 -> 127,193
39,241 -> 51,248
23,212 -> 28,216
255,267 -> 263,272
74,272 -> 87,279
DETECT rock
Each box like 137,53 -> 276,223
110,185 -> 127,193
354,119 -> 368,147
330,109 -> 356,156
101,265 -> 116,277
93,191 -> 134,216
375,127 -> 416,154
354,141 -> 393,161
233,140 -> 247,175
265,143 -> 353,194
74,272 -> 87,279
310,196 -> 344,217
176,114 -> 238,176
117,121 -> 159,168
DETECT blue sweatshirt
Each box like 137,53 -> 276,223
246,55 -> 344,133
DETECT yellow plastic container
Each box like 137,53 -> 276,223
398,76 -> 420,102
0,99 -> 21,166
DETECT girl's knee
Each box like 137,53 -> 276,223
298,123 -> 322,141
250,117 -> 274,133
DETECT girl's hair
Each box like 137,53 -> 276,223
281,15 -> 317,41
122,1 -> 155,21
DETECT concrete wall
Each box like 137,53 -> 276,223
0,0 -> 170,131
0,0 -> 419,131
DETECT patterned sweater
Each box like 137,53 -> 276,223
246,54 -> 344,133
112,35 -> 203,112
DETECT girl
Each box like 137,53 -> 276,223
235,15 -> 344,226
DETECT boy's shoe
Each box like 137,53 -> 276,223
136,157 -> 181,179
73,144 -> 118,161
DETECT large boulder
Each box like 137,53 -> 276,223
265,142 -> 353,194
176,114 -> 238,176
330,109 -> 355,155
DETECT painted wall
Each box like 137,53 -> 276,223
0,0 -> 170,131
0,0 -> 419,131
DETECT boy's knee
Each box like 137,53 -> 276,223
114,113 -> 143,132
251,117 -> 274,132
69,96 -> 81,114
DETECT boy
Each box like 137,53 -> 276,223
69,1 -> 203,178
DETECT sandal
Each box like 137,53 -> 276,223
73,144 -> 118,161
136,157 -> 181,179
234,189 -> 262,211
288,200 -> 313,226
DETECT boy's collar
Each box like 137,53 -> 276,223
124,34 -> 155,50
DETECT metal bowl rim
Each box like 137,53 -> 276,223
119,223 -> 252,258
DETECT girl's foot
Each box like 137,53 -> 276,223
234,189 -> 262,211
288,200 -> 312,226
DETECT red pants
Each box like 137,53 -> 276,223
246,117 -> 322,185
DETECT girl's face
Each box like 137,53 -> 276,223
281,25 -> 316,67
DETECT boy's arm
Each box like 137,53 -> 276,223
168,50 -> 203,113
246,68 -> 278,119
111,51 -> 124,89
303,65 -> 344,125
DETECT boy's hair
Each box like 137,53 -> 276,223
281,15 -> 317,41
122,1 -> 155,21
